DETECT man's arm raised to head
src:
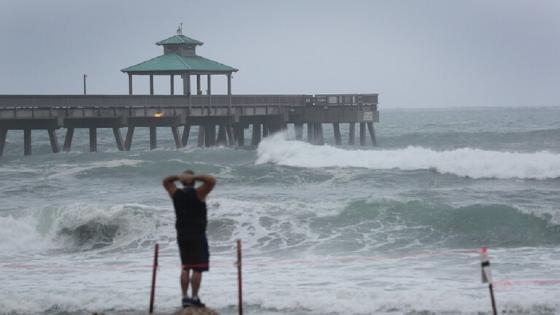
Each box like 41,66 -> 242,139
193,175 -> 216,202
162,175 -> 180,197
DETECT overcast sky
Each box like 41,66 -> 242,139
0,0 -> 559,108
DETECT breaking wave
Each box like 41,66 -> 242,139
0,203 -> 162,254
256,133 -> 560,180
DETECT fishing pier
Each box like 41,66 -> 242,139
0,31 -> 379,156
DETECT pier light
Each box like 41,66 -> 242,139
154,111 -> 164,118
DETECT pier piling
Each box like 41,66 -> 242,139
315,123 -> 324,145
262,124 -> 269,138
333,123 -> 341,145
171,126 -> 182,149
89,128 -> 97,152
295,123 -> 303,140
113,128 -> 125,151
63,128 -> 74,152
367,122 -> 377,146
307,122 -> 315,144
124,127 -> 135,151
226,126 -> 235,146
197,126 -> 205,147
24,129 -> 32,155
252,123 -> 261,146
348,123 -> 355,145
204,125 -> 216,147
149,127 -> 157,150
234,126 -> 245,146
217,126 -> 227,146
181,125 -> 191,147
359,122 -> 366,146
48,129 -> 61,153
0,129 -> 7,156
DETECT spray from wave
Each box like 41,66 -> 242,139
256,133 -> 560,180
0,203 -> 162,254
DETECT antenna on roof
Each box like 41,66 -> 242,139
177,22 -> 183,35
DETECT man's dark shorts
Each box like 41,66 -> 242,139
178,235 -> 209,272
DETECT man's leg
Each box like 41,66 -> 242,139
181,268 -> 190,297
191,271 -> 202,298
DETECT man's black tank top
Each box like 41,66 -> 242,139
172,187 -> 207,240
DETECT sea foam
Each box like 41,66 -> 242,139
256,133 -> 560,180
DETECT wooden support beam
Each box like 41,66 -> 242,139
196,75 -> 202,95
262,124 -> 269,138
48,129 -> 60,153
89,127 -> 97,152
251,123 -> 261,146
267,122 -> 278,134
348,123 -> 355,145
209,125 -> 216,147
307,122 -> 315,144
171,126 -> 182,149
315,123 -> 324,145
182,125 -> 191,147
0,129 -> 7,157
367,122 -> 377,146
63,128 -> 74,152
128,74 -> 133,95
295,123 -> 303,140
226,126 -> 235,146
196,126 -> 204,147
217,126 -> 227,146
113,128 -> 125,151
204,125 -> 216,147
24,129 -> 32,155
149,75 -> 154,95
234,126 -> 244,146
149,126 -> 157,150
359,122 -> 366,146
170,75 -> 174,95
124,127 -> 134,151
204,125 -> 211,147
333,123 -> 341,145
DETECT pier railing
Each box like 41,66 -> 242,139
0,94 -> 377,109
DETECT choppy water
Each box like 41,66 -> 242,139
1,107 -> 560,315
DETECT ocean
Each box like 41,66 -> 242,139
1,106 -> 560,315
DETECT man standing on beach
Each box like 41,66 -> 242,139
163,170 -> 216,308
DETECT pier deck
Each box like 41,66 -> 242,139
0,93 -> 378,156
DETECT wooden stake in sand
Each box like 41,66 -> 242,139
149,243 -> 159,314
480,247 -> 497,315
237,239 -> 243,315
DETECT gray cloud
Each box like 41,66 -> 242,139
0,0 -> 559,108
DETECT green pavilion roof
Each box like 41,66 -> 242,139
156,35 -> 203,46
121,53 -> 238,73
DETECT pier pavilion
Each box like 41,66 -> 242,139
0,31 -> 379,156
122,31 -> 238,101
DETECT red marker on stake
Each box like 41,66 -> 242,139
480,247 -> 497,315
